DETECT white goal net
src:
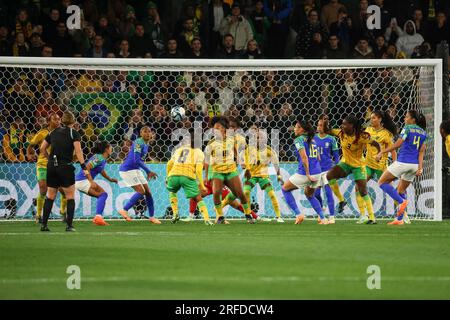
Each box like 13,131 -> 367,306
0,58 -> 443,221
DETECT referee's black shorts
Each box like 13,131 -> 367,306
47,164 -> 75,188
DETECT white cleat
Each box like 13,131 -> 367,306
328,216 -> 336,224
181,216 -> 195,222
403,213 -> 411,224
256,216 -> 272,222
276,217 -> 285,223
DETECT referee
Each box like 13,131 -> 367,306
39,111 -> 93,232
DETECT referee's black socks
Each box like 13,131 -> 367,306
66,199 -> 75,227
42,198 -> 54,226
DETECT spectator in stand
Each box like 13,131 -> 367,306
11,33 -> 29,56
41,45 -> 53,57
85,35 -> 107,58
117,39 -> 132,58
384,16 -> 403,45
209,0 -> 232,57
119,5 -> 136,38
4,78 -> 34,131
290,0 -> 320,33
0,26 -> 11,56
15,9 -> 33,40
241,39 -> 263,59
143,1 -> 166,56
396,20 -> 424,58
373,35 -> 387,58
295,9 -> 328,58
219,3 -> 254,53
321,0 -> 346,30
351,37 -> 374,59
71,24 -> 96,56
351,0 -> 370,40
35,89 -> 63,120
176,2 -> 202,38
263,0 -> 292,58
94,16 -> 118,52
387,92 -> 405,127
215,33 -> 238,58
271,101 -> 295,160
188,37 -> 207,58
43,8 -> 60,44
216,75 -> 234,114
329,7 -> 353,53
159,38 -> 183,58
428,11 -> 450,51
129,23 -> 157,58
308,32 -> 326,58
82,0 -> 100,25
382,43 -> 398,59
372,0 -> 391,36
324,34 -> 347,59
248,0 -> 270,52
412,8 -> 428,38
177,18 -> 198,57
2,117 -> 27,163
48,21 -> 74,57
57,73 -> 78,109
28,32 -> 45,57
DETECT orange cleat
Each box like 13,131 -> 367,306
396,200 -> 409,217
118,210 -> 132,221
318,219 -> 329,225
149,217 -> 161,224
93,215 -> 109,226
387,219 -> 404,225
295,214 -> 305,225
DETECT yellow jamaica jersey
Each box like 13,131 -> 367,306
234,132 -> 247,165
331,129 -> 372,168
29,128 -> 50,169
204,136 -> 237,173
446,135 -> 450,158
365,127 -> 394,170
168,146 -> 204,180
245,145 -> 278,178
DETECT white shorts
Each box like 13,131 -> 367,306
119,170 -> 147,187
75,180 -> 91,194
387,161 -> 418,182
289,173 -> 327,189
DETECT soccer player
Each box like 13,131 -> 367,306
166,129 -> 213,225
440,119 -> 450,157
377,110 -> 427,225
26,114 -> 68,223
75,141 -> 118,226
204,116 -> 254,224
118,126 -> 160,224
356,110 -> 398,223
241,126 -> 284,222
281,117 -> 328,225
313,116 -> 341,224
326,115 -> 381,224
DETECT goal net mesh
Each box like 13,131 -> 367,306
0,60 -> 438,220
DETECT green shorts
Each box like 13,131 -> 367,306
37,167 -> 47,181
244,177 -> 272,190
337,162 -> 367,181
366,166 -> 383,181
210,170 -> 239,181
167,176 -> 200,199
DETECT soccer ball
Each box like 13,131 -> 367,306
171,106 -> 186,121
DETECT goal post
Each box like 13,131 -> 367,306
0,57 -> 443,221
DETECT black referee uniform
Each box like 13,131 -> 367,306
41,126 -> 81,231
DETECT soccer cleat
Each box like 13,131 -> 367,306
328,216 -> 336,224
118,210 -> 132,221
337,201 -> 347,213
403,213 -> 411,224
149,217 -> 162,224
36,216 -> 42,224
295,214 -> 305,225
356,215 -> 369,224
246,214 -> 255,224
40,225 -> 50,232
216,216 -> 230,224
388,219 -> 404,226
396,200 -> 409,217
366,220 -> 377,225
171,215 -> 180,224
181,216 -> 195,222
276,217 -> 285,223
204,219 -> 214,226
256,216 -> 272,222
65,226 -> 76,232
318,218 -> 329,225
93,215 -> 109,226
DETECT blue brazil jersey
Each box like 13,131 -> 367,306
294,135 -> 322,175
314,134 -> 339,172
397,124 -> 427,164
75,154 -> 106,181
119,138 -> 150,173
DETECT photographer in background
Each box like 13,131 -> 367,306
219,3 -> 253,53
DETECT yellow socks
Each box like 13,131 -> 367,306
197,200 -> 210,221
356,191 -> 366,217
267,189 -> 281,218
241,202 -> 251,215
330,180 -> 344,202
362,194 -> 375,221
36,194 -> 45,218
214,203 -> 223,218
169,192 -> 179,217
221,193 -> 236,209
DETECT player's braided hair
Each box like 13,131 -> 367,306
344,115 -> 365,143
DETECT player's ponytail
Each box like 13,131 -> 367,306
373,110 -> 398,136
297,116 -> 315,143
408,110 -> 427,130
93,141 -> 110,154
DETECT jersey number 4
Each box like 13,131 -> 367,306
413,136 -> 421,150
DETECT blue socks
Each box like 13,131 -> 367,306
145,194 -> 154,217
314,189 -> 323,208
282,189 -> 301,216
380,183 -> 404,203
307,195 -> 324,220
96,192 -> 108,216
124,192 -> 144,211
325,185 -> 335,216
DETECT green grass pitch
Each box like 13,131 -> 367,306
1,219 -> 449,299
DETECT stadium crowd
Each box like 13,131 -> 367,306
0,0 -> 448,162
